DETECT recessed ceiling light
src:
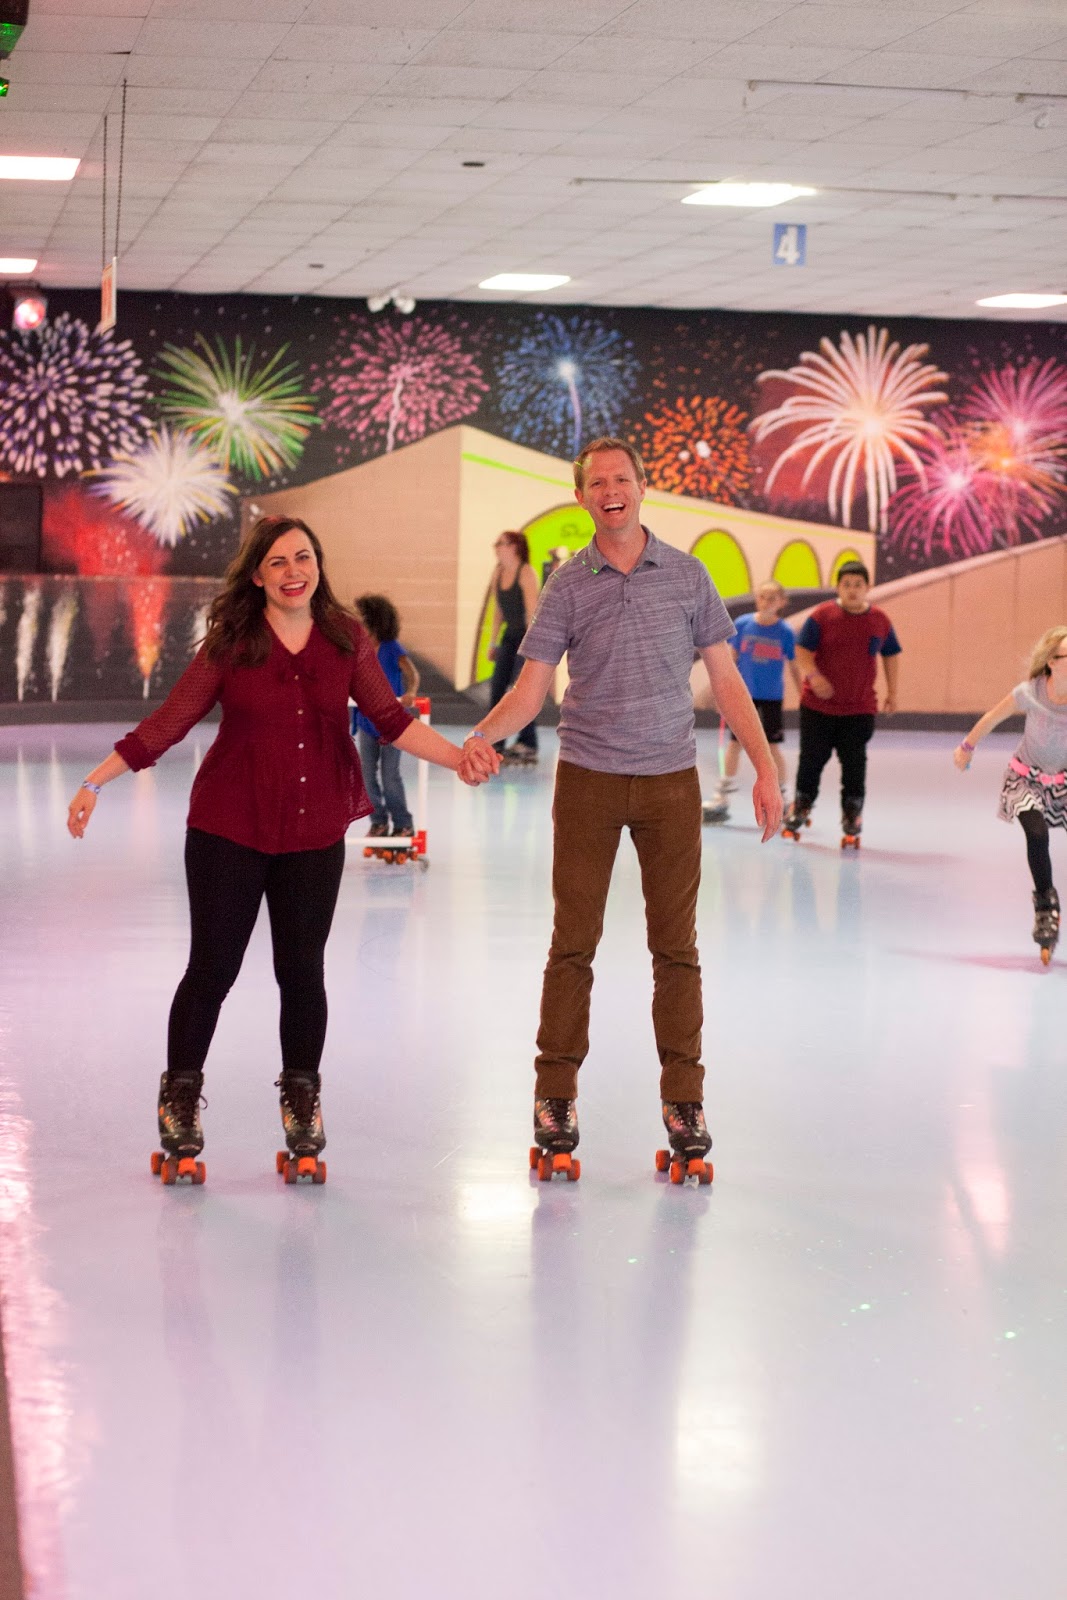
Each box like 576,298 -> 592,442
976,292 -> 1067,309
0,155 -> 80,181
0,256 -> 37,274
479,273 -> 571,292
683,182 -> 816,208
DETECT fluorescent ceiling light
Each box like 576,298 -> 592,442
479,273 -> 571,292
976,292 -> 1067,309
0,156 -> 80,181
683,182 -> 816,208
0,256 -> 37,274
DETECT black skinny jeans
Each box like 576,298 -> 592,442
490,627 -> 538,752
167,828 -> 346,1082
1018,807 -> 1054,895
795,705 -> 876,807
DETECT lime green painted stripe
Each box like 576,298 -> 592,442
461,449 -> 866,543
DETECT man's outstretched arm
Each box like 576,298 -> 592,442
700,641 -> 783,841
461,660 -> 556,779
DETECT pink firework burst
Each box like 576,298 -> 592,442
887,416 -> 1000,560
963,357 -> 1067,476
751,325 -> 948,533
313,317 -> 487,455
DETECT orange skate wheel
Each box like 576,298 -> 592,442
700,1161 -> 714,1185
686,1158 -> 706,1182
193,1162 -> 206,1185
363,846 -> 372,858
297,1156 -> 317,1179
537,1154 -> 553,1182
276,1150 -> 287,1174
283,1160 -> 296,1184
177,1157 -> 197,1181
312,1160 -> 327,1185
161,1157 -> 177,1186
529,1146 -> 540,1170
150,1151 -> 163,1176
655,1149 -> 670,1173
566,1158 -> 580,1182
669,1160 -> 684,1185
1041,947 -> 1052,966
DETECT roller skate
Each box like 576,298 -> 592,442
702,778 -> 736,825
782,792 -> 814,842
841,796 -> 863,851
529,1097 -> 580,1182
151,1072 -> 206,1186
656,1102 -> 713,1186
1032,887 -> 1060,967
275,1074 -> 327,1184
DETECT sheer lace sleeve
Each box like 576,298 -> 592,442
348,622 -> 414,744
114,646 -> 225,770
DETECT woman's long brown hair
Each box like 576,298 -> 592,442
203,515 -> 356,666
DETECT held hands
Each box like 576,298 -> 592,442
67,786 -> 98,839
753,768 -> 784,843
457,734 -> 501,786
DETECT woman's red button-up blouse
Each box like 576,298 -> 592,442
114,619 -> 414,854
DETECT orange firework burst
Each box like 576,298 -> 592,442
127,578 -> 169,696
638,395 -> 751,503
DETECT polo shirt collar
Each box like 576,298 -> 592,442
581,525 -> 663,575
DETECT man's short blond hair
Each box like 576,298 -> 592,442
573,435 -> 646,491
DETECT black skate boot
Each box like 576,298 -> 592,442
782,792 -> 815,841
530,1096 -> 580,1182
152,1072 -> 206,1186
656,1102 -> 713,1186
1032,887 -> 1060,966
841,795 -> 863,851
702,778 -> 736,825
275,1074 -> 327,1184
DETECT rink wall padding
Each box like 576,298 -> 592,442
0,1300 -> 26,1600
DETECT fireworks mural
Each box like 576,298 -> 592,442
155,334 -> 317,480
0,313 -> 150,479
496,313 -> 640,459
93,426 -> 236,548
638,395 -> 752,503
751,326 -> 948,534
313,315 -> 487,456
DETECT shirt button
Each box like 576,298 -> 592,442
300,776 -> 307,783
297,708 -> 303,716
298,742 -> 304,749
299,808 -> 305,815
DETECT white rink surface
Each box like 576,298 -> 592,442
2,724 -> 1066,1600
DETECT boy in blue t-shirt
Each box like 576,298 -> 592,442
704,578 -> 800,824
352,594 -> 420,836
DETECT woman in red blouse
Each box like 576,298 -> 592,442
67,515 -> 486,1184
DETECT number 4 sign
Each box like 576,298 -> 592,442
773,223 -> 806,267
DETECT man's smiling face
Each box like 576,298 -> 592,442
575,448 -> 646,537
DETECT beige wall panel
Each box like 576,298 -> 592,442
946,563 -> 1018,711
247,430 -> 462,683
1014,541 -> 1067,669
877,586 -> 950,713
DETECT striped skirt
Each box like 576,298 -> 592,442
998,756 -> 1067,829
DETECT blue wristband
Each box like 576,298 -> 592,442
465,731 -> 488,744
82,779 -> 102,794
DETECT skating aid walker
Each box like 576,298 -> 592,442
362,695 -> 431,869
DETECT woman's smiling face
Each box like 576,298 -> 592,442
253,527 -> 320,614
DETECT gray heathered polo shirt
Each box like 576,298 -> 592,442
520,528 -> 735,776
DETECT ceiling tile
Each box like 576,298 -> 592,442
132,19 -> 291,57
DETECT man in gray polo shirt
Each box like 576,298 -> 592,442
461,436 -> 782,1177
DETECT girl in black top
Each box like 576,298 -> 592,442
488,530 -> 540,764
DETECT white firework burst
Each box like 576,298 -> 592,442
752,326 -> 948,532
93,426 -> 236,547
0,312 -> 151,479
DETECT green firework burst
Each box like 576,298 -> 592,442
154,334 -> 317,480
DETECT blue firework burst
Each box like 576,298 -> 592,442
496,314 -> 640,458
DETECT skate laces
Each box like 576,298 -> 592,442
168,1078 -> 205,1119
276,1075 -> 320,1121
540,1097 -> 574,1134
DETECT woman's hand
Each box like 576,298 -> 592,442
67,786 -> 98,838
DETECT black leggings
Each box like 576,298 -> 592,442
1018,808 -> 1054,895
795,706 -> 876,806
490,627 -> 538,752
167,828 -> 346,1082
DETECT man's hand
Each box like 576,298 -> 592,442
807,670 -> 834,701
458,736 -> 500,785
752,767 -> 783,842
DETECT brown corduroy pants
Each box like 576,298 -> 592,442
534,760 -> 705,1102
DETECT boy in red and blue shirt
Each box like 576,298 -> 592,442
785,560 -> 901,842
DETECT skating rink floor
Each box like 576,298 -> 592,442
1,723 -> 1065,1600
